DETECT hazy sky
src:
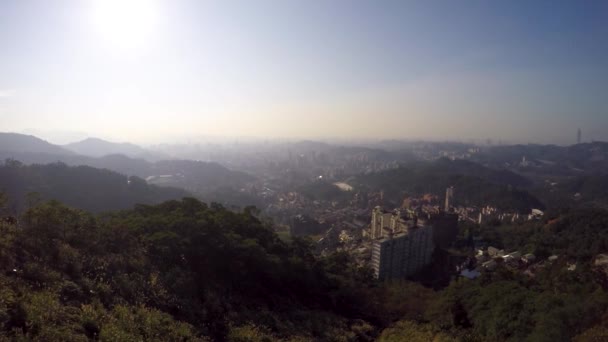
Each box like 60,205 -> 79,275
1,0 -> 607,144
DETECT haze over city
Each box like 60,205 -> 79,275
1,0 -> 607,144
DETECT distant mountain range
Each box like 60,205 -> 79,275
0,132 -> 256,197
0,132 -> 74,155
0,133 -> 167,161
64,137 -> 168,161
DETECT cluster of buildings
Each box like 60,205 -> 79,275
272,179 -> 548,283
475,247 -> 536,271
258,165 -> 543,283
470,245 -> 589,279
456,206 -> 544,225
457,245 -> 570,280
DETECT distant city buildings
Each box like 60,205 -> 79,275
455,205 -> 544,225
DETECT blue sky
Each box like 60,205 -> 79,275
0,0 -> 607,144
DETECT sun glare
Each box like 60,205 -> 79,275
91,0 -> 160,51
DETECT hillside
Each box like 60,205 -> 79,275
534,174 -> 608,210
355,159 -> 542,212
0,132 -> 73,156
0,160 -> 188,212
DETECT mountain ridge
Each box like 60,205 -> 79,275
0,133 -> 256,197
0,132 -> 74,155
64,137 -> 167,161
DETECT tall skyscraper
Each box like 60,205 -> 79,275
445,187 -> 454,212
577,128 -> 582,144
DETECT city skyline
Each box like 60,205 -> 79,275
1,0 -> 607,144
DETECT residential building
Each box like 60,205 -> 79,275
370,214 -> 434,280
371,206 -> 392,239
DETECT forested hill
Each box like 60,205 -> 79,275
0,160 -> 188,212
534,174 -> 608,210
355,159 -> 542,212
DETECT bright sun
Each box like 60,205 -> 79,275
91,0 -> 160,50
